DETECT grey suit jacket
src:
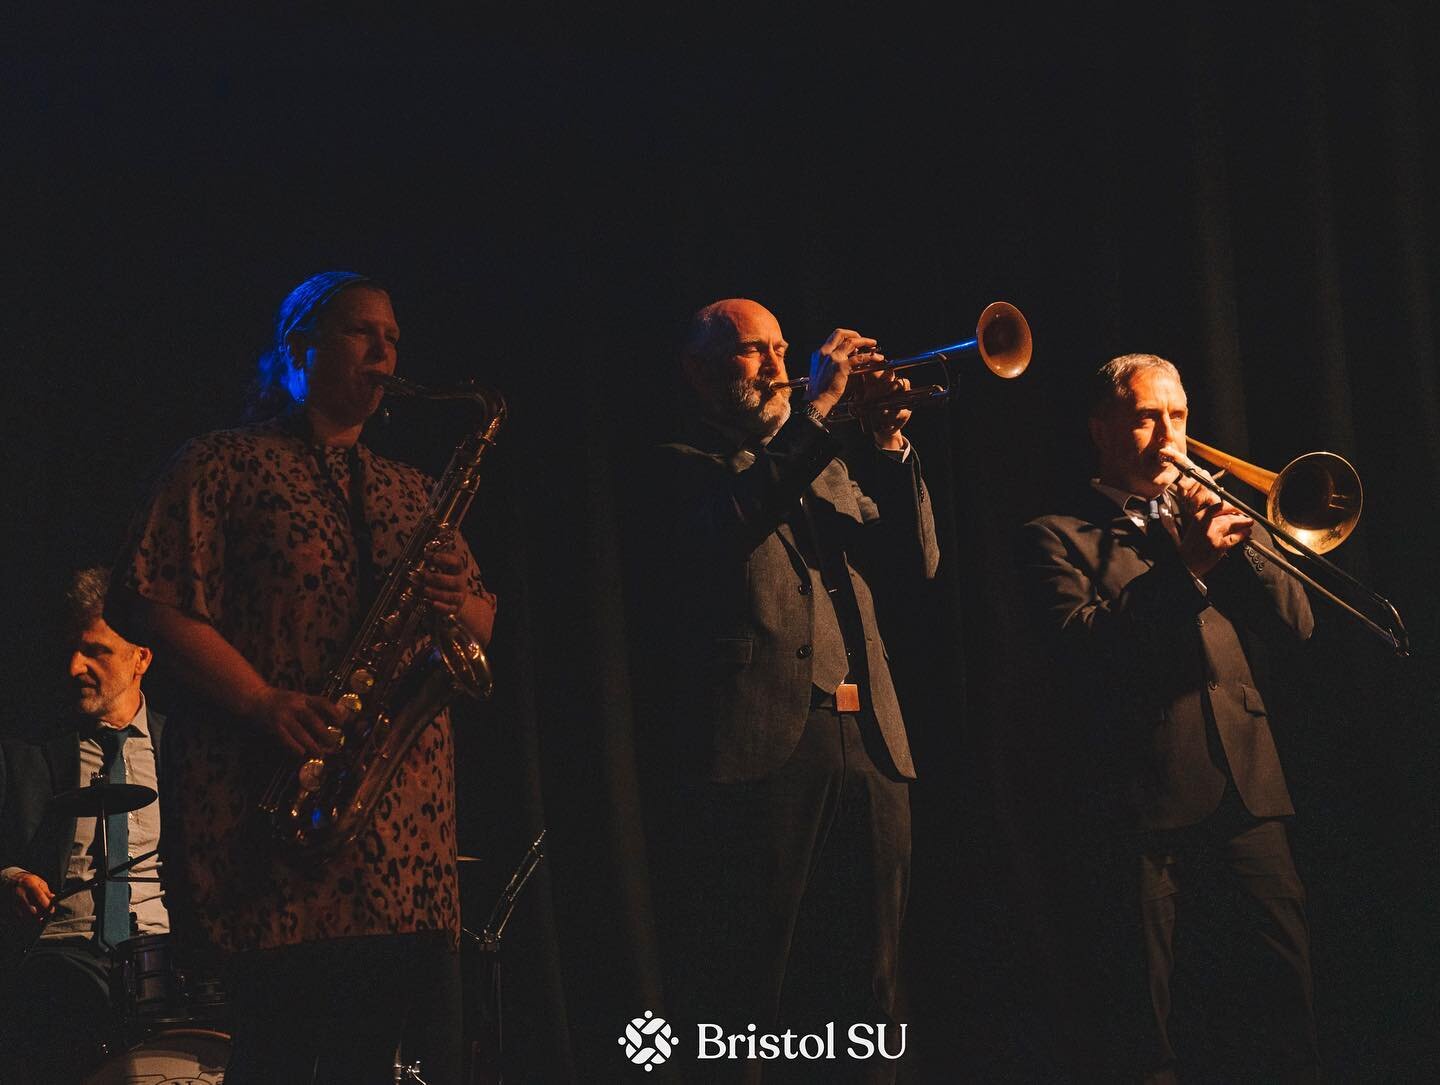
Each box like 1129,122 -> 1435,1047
646,410 -> 939,783
1020,487 -> 1312,830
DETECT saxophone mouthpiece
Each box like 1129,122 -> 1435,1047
374,373 -> 420,397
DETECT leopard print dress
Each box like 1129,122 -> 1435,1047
118,415 -> 489,955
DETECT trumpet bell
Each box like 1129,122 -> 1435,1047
977,301 -> 1032,379
1268,451 -> 1362,555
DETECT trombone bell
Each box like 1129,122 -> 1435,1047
1268,452 -> 1363,555
1174,437 -> 1404,655
1185,437 -> 1362,555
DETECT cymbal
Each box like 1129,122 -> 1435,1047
49,782 -> 157,818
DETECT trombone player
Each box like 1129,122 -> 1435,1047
1019,354 -> 1319,1082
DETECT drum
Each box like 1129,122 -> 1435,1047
113,933 -> 190,1027
81,1027 -> 230,1084
112,933 -> 229,1032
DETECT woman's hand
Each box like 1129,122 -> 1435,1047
420,548 -> 469,618
244,686 -> 349,759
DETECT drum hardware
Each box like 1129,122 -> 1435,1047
81,1026 -> 229,1085
395,1049 -> 430,1083
111,932 -> 230,1037
465,829 -> 548,1085
17,782 -> 162,960
49,779 -> 157,818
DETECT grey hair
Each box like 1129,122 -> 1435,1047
1088,353 -> 1182,418
63,566 -> 111,630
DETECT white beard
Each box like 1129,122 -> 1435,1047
722,377 -> 791,440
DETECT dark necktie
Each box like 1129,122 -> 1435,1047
1129,495 -> 1183,551
95,728 -> 130,950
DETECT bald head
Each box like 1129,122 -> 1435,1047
681,298 -> 793,437
683,298 -> 775,359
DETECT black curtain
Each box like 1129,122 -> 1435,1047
5,5 -> 1438,1080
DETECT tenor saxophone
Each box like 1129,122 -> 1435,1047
259,375 -> 505,859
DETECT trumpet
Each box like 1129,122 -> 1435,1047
1170,438 -> 1408,656
772,301 -> 1032,421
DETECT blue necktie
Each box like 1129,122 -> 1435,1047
96,728 -> 130,950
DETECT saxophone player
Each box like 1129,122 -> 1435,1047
111,271 -> 497,1084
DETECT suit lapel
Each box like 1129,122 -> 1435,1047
43,729 -> 79,794
1069,486 -> 1163,595
809,460 -> 863,524
40,730 -> 80,891
150,712 -> 165,780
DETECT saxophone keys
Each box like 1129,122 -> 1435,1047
349,668 -> 375,693
338,692 -> 364,715
297,758 -> 326,793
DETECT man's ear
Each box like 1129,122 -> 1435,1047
132,645 -> 153,682
680,350 -> 707,394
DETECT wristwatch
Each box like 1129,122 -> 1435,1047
798,401 -> 829,430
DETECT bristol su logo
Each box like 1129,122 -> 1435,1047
618,1010 -> 679,1072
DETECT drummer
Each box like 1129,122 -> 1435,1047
0,566 -> 166,1085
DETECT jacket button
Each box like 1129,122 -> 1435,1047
796,644 -> 812,659
1208,679 -> 1219,691
1197,615 -> 1206,627
797,582 -> 811,595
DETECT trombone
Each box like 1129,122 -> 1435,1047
1171,437 -> 1408,656
772,301 -> 1032,421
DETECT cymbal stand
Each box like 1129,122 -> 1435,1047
466,829 -> 547,1085
17,772 -> 161,961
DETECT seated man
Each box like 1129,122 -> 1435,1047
0,566 -> 166,1085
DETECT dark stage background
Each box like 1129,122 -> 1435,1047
5,5 -> 1438,1081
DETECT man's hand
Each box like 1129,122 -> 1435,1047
243,687 -> 348,759
6,870 -> 53,923
807,329 -> 880,418
1164,446 -> 1252,577
852,367 -> 913,450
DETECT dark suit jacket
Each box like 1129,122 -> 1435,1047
643,410 -> 939,783
1020,486 -> 1311,830
0,712 -> 165,954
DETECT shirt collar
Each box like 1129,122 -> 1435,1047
1090,480 -> 1179,522
1091,478 -> 1142,514
82,695 -> 149,741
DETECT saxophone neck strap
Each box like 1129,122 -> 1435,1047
286,408 -> 377,602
